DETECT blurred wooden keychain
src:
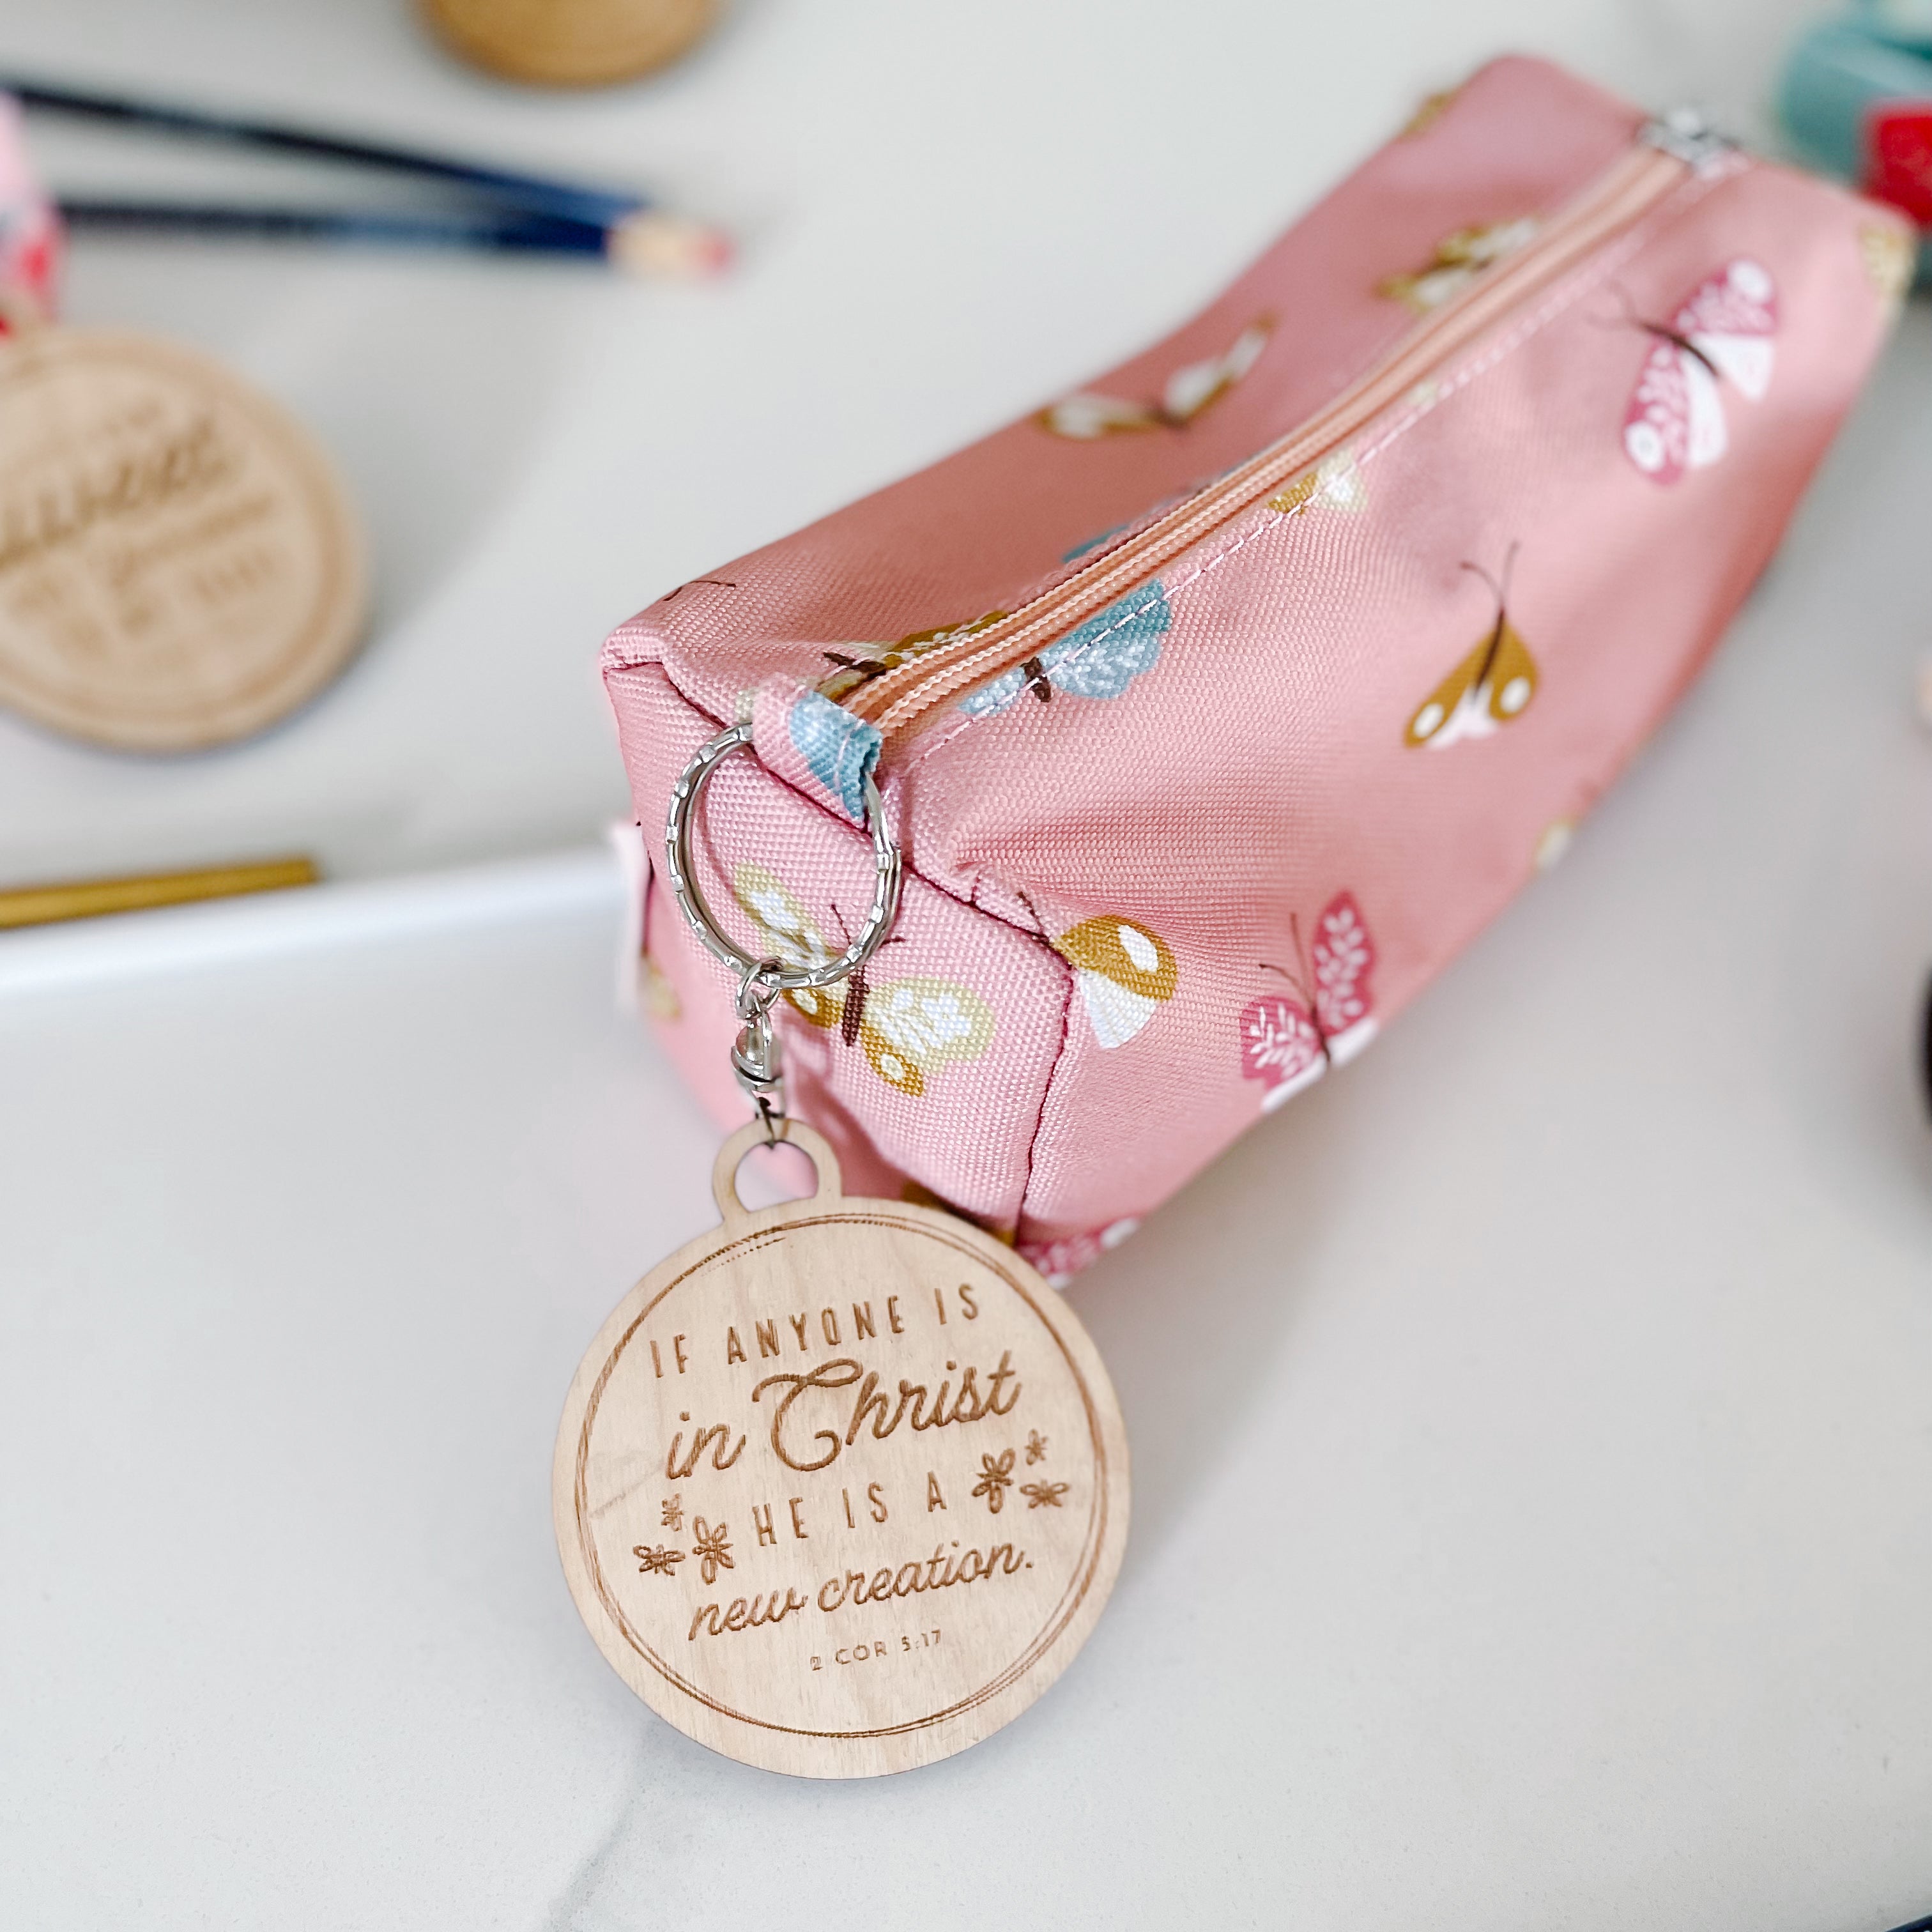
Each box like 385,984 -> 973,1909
421,0 -> 718,88
0,93 -> 367,752
552,726 -> 1131,1777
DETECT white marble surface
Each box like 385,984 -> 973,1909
3,1 -> 1931,1928
0,0 -> 1848,885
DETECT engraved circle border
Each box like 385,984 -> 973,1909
571,1207 -> 1116,1741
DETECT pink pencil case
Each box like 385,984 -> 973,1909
605,55 -> 1907,1283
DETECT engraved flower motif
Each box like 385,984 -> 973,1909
691,1517 -> 733,1584
1020,1480 -> 1069,1510
661,1494 -> 684,1532
633,1544 -> 686,1576
972,1449 -> 1016,1514
1024,1430 -> 1048,1466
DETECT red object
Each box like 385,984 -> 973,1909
1866,100 -> 1932,226
0,93 -> 62,327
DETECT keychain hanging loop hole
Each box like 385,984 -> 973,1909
664,721 -> 902,992
710,1116 -> 845,1222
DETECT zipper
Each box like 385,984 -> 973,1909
842,119 -> 1731,760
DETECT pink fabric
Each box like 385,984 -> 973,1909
604,55 -> 1906,1280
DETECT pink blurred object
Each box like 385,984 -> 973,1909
0,94 -> 59,323
601,56 -> 1908,1283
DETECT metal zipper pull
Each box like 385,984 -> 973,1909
1641,107 -> 1736,171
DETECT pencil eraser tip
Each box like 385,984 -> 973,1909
610,210 -> 734,280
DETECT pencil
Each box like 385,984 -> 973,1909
1,73 -> 640,224
0,72 -> 731,273
0,856 -> 319,930
57,198 -> 726,277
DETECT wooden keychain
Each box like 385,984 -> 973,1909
419,0 -> 719,88
0,288 -> 367,753
553,724 -> 1131,1777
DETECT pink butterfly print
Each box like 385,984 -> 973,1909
1240,892 -> 1379,1112
1622,258 -> 1777,484
1019,1218 -> 1140,1289
1311,893 -> 1376,1044
1239,994 -> 1325,1111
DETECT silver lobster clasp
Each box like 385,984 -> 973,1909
730,960 -> 788,1139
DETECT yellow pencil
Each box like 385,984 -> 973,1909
0,857 -> 319,930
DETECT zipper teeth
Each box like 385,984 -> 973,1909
848,139 -> 1690,751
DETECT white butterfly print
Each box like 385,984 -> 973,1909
732,865 -> 994,1098
1377,218 -> 1537,312
1622,257 -> 1777,485
1041,318 -> 1272,440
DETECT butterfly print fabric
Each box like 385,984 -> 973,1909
1377,217 -> 1538,311
1405,618 -> 1538,747
1239,993 -> 1327,1110
1406,556 -> 1539,749
959,585 -> 1172,717
1622,257 -> 1777,484
1239,892 -> 1380,1108
1052,917 -> 1179,1050
604,56 -> 1902,1281
1040,319 -> 1273,439
732,864 -> 996,1098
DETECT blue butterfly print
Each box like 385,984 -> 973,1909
1061,521 -> 1131,563
960,583 -> 1172,717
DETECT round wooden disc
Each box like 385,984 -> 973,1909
418,0 -> 717,86
0,326 -> 367,752
554,1121 -> 1131,1778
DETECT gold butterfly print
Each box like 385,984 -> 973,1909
640,951 -> 682,1020
1859,222 -> 1913,319
1405,546 -> 1538,749
1040,317 -> 1273,440
1266,444 -> 1368,517
732,865 -> 995,1097
1378,218 -> 1537,312
1397,84 -> 1460,140
1052,915 -> 1178,1048
818,611 -> 1007,703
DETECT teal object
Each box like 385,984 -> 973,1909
1857,0 -> 1932,53
1778,17 -> 1932,280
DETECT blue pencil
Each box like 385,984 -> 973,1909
56,198 -> 723,276
1,73 -> 731,276
1,73 -> 640,222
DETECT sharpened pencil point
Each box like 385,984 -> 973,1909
606,208 -> 732,280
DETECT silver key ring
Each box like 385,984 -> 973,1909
663,721 -> 903,992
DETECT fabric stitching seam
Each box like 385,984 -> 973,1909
1013,937 -> 1078,1245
